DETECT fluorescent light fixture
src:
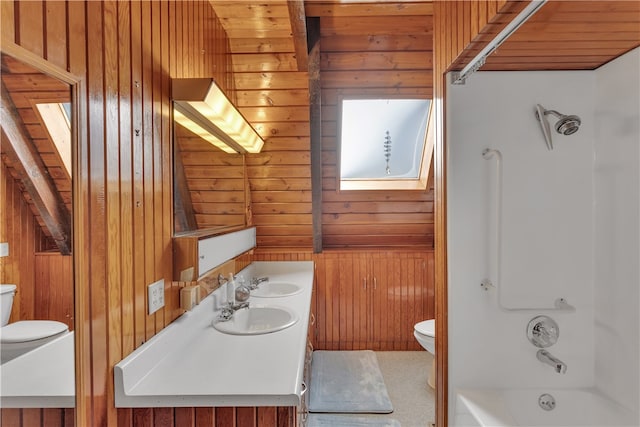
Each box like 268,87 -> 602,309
172,78 -> 264,153
451,0 -> 547,85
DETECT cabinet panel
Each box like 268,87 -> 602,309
314,250 -> 435,351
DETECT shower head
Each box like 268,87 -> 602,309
534,104 -> 582,150
554,114 -> 581,136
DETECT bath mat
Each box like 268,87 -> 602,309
309,350 -> 393,414
307,414 -> 400,427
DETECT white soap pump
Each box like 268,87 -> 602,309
226,273 -> 235,306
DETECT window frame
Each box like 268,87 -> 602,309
337,95 -> 434,192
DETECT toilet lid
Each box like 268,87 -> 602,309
0,320 -> 68,343
414,319 -> 435,337
0,284 -> 16,295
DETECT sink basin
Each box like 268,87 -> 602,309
212,306 -> 298,335
250,282 -> 302,298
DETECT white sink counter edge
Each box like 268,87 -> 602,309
114,261 -> 314,408
0,331 -> 75,408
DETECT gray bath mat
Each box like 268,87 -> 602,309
309,350 -> 393,414
307,414 -> 400,426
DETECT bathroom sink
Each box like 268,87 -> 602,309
250,282 -> 302,298
212,306 -> 298,335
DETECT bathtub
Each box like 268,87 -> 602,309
454,388 -> 637,427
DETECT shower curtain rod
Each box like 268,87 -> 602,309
451,0 -> 548,85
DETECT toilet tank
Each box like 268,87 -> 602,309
0,284 -> 16,326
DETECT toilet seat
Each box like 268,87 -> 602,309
0,320 -> 68,343
414,319 -> 435,337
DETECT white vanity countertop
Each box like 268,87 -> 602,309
0,331 -> 75,408
114,261 -> 314,407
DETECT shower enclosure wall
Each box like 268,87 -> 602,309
446,47 -> 639,425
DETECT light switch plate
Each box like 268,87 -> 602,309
148,279 -> 165,315
0,242 -> 8,257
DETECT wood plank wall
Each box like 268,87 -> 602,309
0,162 -> 53,321
231,16 -> 314,249
0,2 -> 299,427
317,7 -> 436,249
175,125 -> 247,230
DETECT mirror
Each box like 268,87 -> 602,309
173,120 -> 248,234
0,46 -> 76,411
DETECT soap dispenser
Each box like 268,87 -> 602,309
226,273 -> 235,306
234,275 -> 250,303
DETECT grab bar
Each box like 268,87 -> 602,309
482,148 -> 575,313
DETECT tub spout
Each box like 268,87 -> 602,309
536,349 -> 567,374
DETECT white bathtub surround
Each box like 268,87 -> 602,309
454,388 -> 636,427
447,68 -> 596,389
0,331 -> 75,408
114,261 -> 313,407
447,47 -> 639,424
593,47 -> 640,415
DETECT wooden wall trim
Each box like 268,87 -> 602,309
288,0 -> 309,72
308,17 -> 323,254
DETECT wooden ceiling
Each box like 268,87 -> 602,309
1,53 -> 72,252
454,0 -> 640,71
210,0 -> 640,104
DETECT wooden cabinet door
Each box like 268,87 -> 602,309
314,250 -> 435,351
368,251 -> 435,350
316,252 -> 368,350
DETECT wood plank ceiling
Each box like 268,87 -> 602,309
1,53 -> 71,252
453,0 -> 640,71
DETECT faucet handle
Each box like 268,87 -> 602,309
527,316 -> 559,348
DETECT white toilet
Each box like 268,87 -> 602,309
1,284 -> 69,363
414,319 -> 436,388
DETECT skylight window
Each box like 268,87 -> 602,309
35,102 -> 72,178
339,98 -> 433,191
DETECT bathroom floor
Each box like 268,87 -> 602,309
313,351 -> 435,426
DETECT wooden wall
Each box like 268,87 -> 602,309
234,49 -> 314,249
0,162 -> 56,322
315,5 -> 435,249
174,124 -> 247,231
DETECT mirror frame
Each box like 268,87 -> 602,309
1,40 -> 85,416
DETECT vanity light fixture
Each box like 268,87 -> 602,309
172,78 -> 264,153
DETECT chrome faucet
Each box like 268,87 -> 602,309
249,276 -> 269,290
537,349 -> 567,374
217,301 -> 249,322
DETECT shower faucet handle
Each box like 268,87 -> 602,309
527,315 -> 559,348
